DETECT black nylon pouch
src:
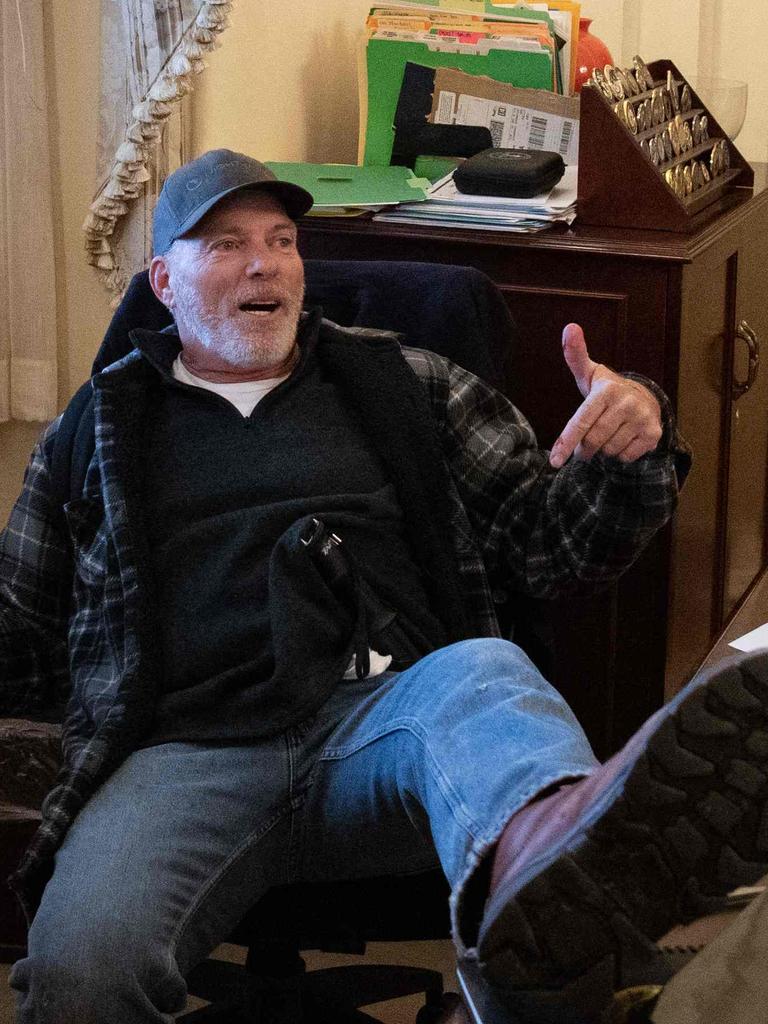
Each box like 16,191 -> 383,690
453,147 -> 566,198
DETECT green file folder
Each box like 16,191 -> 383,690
264,162 -> 431,209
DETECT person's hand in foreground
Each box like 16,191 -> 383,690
549,322 -> 662,469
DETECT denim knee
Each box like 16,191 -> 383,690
429,637 -> 536,672
412,637 -> 552,696
399,637 -> 594,775
10,912 -> 186,1024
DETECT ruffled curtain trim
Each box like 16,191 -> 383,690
83,1 -> 233,304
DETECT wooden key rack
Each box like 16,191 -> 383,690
577,58 -> 753,232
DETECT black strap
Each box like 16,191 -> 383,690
49,380 -> 96,516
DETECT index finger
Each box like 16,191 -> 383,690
549,391 -> 608,468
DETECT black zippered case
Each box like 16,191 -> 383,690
453,147 -> 566,198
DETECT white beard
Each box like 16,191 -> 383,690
171,279 -> 304,373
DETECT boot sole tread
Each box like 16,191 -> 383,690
478,652 -> 768,1021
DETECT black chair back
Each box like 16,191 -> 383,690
93,260 -> 518,390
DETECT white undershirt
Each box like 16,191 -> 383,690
170,353 -> 392,680
172,355 -> 287,416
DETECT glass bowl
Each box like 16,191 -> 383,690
689,77 -> 748,139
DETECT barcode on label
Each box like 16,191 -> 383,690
529,116 -> 547,149
437,91 -> 456,123
559,120 -> 573,155
489,119 -> 504,147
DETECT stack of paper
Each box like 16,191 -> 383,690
360,1 -> 581,167
373,164 -> 577,232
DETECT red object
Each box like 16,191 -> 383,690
574,17 -> 613,93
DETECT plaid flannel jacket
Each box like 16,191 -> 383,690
0,318 -> 690,918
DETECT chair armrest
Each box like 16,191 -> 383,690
0,718 -> 62,810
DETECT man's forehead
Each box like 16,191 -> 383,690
186,189 -> 295,236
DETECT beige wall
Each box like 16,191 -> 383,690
192,0 -> 375,162
583,0 -> 767,163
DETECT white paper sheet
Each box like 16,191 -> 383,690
729,621 -> 768,652
427,164 -> 578,210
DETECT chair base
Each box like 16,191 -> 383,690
179,957 -> 446,1023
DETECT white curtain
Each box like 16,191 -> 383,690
86,0 -> 233,304
0,0 -> 58,423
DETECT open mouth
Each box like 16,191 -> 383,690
239,300 -> 281,314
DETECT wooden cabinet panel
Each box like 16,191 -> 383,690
666,247 -> 731,691
667,196 -> 768,696
724,225 -> 768,619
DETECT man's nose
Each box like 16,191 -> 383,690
244,248 -> 279,276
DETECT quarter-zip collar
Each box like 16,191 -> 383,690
96,307 -> 324,388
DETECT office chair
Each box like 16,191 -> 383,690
2,262 -> 525,1022
180,874 -> 453,1023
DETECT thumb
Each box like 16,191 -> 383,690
562,323 -> 597,397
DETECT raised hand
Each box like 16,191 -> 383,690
549,323 -> 662,469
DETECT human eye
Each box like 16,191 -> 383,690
270,225 -> 297,249
211,237 -> 239,252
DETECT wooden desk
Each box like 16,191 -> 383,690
298,169 -> 768,758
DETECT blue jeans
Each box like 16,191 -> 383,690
10,639 -> 598,1023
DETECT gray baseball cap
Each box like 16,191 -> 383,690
152,148 -> 315,255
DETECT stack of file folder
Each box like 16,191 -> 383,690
373,164 -> 578,232
360,1 -> 581,168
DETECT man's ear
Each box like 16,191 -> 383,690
149,255 -> 173,309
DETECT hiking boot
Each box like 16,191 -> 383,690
475,651 -> 768,1023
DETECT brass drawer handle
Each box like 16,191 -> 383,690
732,319 -> 760,399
